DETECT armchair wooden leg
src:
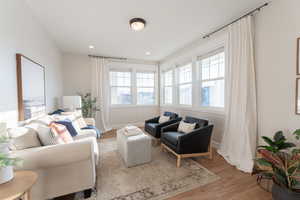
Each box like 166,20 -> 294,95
209,150 -> 213,160
177,156 -> 181,168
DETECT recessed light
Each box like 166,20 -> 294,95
130,18 -> 146,31
146,51 -> 151,55
89,45 -> 95,49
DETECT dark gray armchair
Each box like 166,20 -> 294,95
144,112 -> 182,138
160,116 -> 214,167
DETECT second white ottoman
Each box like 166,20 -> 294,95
117,128 -> 152,167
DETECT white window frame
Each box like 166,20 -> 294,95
177,62 -> 193,106
198,48 -> 225,110
162,69 -> 174,105
109,70 -> 132,106
136,71 -> 156,105
109,66 -> 158,107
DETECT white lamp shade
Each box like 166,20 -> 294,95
62,96 -> 82,111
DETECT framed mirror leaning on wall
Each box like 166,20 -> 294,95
297,38 -> 300,75
296,78 -> 300,114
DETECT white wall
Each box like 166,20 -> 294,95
62,54 -> 91,95
0,0 -> 63,127
160,32 -> 227,146
161,0 -> 300,146
255,0 -> 300,144
62,53 -> 160,128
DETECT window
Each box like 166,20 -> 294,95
136,72 -> 155,105
200,51 -> 225,108
178,63 -> 192,105
163,70 -> 173,104
110,71 -> 132,105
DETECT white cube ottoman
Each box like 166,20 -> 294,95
117,127 -> 152,167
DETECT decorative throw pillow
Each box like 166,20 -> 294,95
7,127 -> 42,150
36,125 -> 58,146
178,121 -> 196,133
59,111 -> 87,129
29,115 -> 54,126
56,119 -> 78,137
159,116 -> 170,123
49,122 -> 74,144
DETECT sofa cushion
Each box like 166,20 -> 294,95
178,121 -> 196,133
56,119 -> 78,137
74,129 -> 97,140
159,116 -> 170,124
28,115 -> 54,126
147,123 -> 158,129
185,116 -> 208,129
7,127 -> 42,150
161,131 -> 184,146
49,123 -> 74,144
61,111 -> 87,129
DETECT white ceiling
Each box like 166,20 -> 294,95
25,0 -> 266,61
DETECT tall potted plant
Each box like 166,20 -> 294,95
254,130 -> 300,200
0,136 -> 22,184
78,93 -> 100,118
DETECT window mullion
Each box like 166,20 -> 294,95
132,69 -> 137,105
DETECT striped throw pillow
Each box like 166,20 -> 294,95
49,122 -> 74,144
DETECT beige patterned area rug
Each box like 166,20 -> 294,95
79,137 -> 219,200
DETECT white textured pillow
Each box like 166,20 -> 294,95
159,116 -> 170,123
178,121 -> 196,133
7,127 -> 41,150
29,115 -> 54,126
36,125 -> 57,146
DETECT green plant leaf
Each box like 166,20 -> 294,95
292,149 -> 300,155
279,142 -> 296,149
262,136 -> 275,147
274,131 -> 285,142
293,129 -> 300,140
255,158 -> 272,167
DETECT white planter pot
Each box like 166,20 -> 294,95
0,166 -> 14,184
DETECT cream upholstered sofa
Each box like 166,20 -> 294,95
8,115 -> 99,200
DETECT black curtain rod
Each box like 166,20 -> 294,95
88,54 -> 127,60
203,2 -> 270,39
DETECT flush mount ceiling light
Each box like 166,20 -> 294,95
145,51 -> 151,56
130,18 -> 146,31
89,45 -> 95,49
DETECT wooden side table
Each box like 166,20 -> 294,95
0,171 -> 38,200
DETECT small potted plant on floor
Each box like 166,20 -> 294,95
0,136 -> 22,184
254,130 -> 300,200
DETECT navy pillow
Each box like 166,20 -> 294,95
49,109 -> 65,115
56,119 -> 78,137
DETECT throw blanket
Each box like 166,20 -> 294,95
124,125 -> 142,136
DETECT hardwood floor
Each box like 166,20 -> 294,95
168,150 -> 271,200
101,130 -> 272,200
56,130 -> 272,200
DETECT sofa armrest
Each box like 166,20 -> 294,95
145,116 -> 160,124
161,122 -> 180,133
12,137 -> 97,170
84,118 -> 96,126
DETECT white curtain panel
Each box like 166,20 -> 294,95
218,15 -> 257,173
90,57 -> 111,132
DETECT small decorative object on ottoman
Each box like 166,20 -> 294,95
117,125 -> 152,167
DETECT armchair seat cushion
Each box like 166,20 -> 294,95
147,123 -> 159,129
161,131 -> 184,146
